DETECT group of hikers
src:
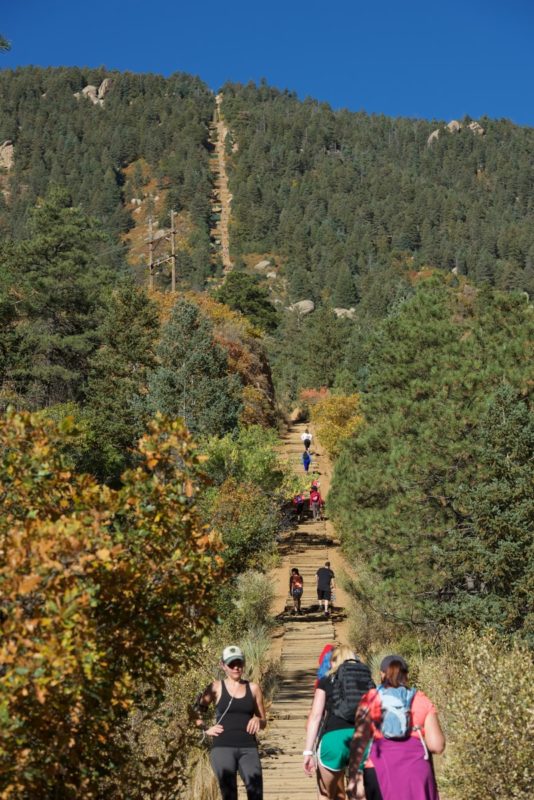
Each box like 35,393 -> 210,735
195,643 -> 445,800
289,560 -> 335,616
193,425 -> 445,799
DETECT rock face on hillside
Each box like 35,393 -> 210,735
74,79 -> 113,107
333,307 -> 356,319
253,259 -> 271,272
427,119 -> 485,146
287,299 -> 315,315
0,140 -> 14,170
467,121 -> 484,135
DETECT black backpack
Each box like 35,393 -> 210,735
331,659 -> 375,723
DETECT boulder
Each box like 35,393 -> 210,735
287,300 -> 315,315
266,271 -> 277,280
0,140 -> 14,171
468,121 -> 485,135
427,129 -> 440,146
447,120 -> 462,133
98,78 -> 113,99
81,85 -> 99,105
333,307 -> 356,319
253,259 -> 271,271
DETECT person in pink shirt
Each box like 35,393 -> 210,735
346,655 -> 445,800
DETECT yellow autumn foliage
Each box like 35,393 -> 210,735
311,394 -> 363,457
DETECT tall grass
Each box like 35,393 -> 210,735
417,629 -> 534,800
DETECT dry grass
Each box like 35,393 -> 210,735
417,629 -> 534,800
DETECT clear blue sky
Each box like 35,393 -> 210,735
2,0 -> 534,126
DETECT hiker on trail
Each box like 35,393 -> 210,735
346,655 -> 445,800
310,485 -> 323,521
301,427 -> 313,451
303,645 -> 375,800
302,449 -> 312,474
292,492 -> 305,522
289,567 -> 304,615
195,645 -> 266,800
316,561 -> 335,616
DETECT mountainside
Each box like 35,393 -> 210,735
221,81 -> 534,301
0,67 -> 215,287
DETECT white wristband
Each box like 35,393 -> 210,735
302,750 -> 314,756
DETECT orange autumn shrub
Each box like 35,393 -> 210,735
0,411 -> 224,798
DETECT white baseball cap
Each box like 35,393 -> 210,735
221,645 -> 245,665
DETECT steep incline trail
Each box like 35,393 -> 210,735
209,94 -> 233,272
253,423 -> 351,799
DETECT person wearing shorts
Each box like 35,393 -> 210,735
303,645 -> 370,799
289,567 -> 304,614
316,561 -> 335,616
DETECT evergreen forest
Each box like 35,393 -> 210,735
0,65 -> 532,799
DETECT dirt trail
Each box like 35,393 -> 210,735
209,94 -> 233,272
251,423 -> 352,799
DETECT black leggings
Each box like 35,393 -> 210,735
210,746 -> 263,800
364,767 -> 384,800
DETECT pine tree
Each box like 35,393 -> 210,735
81,284 -> 159,483
147,299 -> 241,436
4,188 -> 117,408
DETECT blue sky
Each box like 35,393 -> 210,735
2,0 -> 534,126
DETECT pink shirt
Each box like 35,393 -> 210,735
359,688 -> 437,767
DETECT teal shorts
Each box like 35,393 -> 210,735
317,727 -> 355,771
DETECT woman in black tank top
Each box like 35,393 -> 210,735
195,645 -> 266,800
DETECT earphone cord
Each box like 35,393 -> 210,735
216,679 -> 235,726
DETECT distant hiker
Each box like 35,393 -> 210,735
195,645 -> 266,800
304,645 -> 375,800
302,449 -> 312,474
316,561 -> 335,616
292,492 -> 304,523
310,486 -> 323,521
301,428 -> 313,451
347,655 -> 445,800
289,567 -> 304,615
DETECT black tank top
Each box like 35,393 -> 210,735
212,680 -> 257,748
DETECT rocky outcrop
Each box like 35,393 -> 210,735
98,78 -> 113,100
287,299 -> 315,315
427,119 -> 485,146
253,259 -> 271,272
467,121 -> 484,135
333,307 -> 356,319
0,140 -> 14,170
447,119 -> 462,133
74,79 -> 113,107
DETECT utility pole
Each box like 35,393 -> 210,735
148,217 -> 154,291
170,209 -> 176,293
146,212 -> 178,292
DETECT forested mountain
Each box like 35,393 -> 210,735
0,66 -> 214,286
0,67 -> 533,797
221,82 -> 534,301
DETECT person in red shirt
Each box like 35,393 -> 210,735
289,567 -> 304,615
309,486 -> 323,521
347,655 -> 445,800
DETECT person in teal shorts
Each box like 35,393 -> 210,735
303,645 -> 374,799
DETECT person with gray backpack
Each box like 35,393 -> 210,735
303,645 -> 374,799
346,655 -> 446,800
